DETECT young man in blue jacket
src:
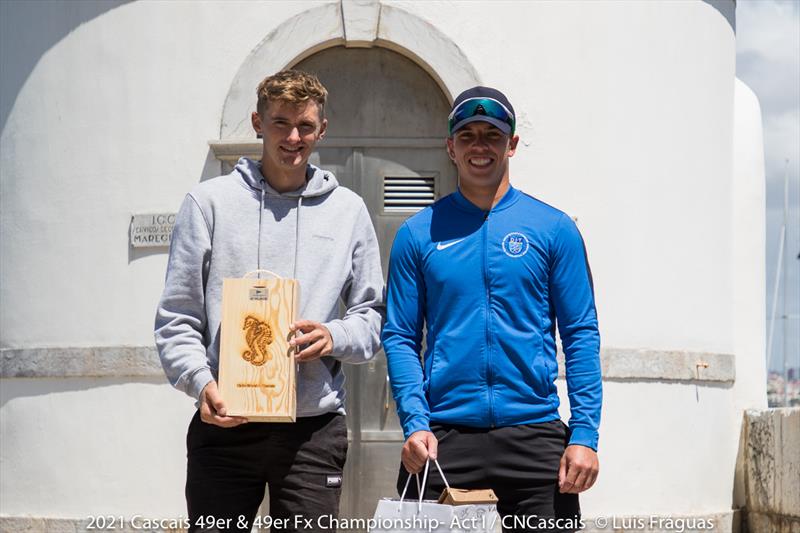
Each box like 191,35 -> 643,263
382,86 -> 601,531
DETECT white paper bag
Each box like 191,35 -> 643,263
369,460 -> 499,533
370,498 -> 456,533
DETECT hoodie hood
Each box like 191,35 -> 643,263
234,157 -> 339,280
234,157 -> 338,198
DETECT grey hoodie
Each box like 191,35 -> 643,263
155,157 -> 385,417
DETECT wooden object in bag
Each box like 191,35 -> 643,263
218,270 -> 299,421
438,488 -> 498,505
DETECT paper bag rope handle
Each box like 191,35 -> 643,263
400,459 -> 451,510
243,269 -> 282,279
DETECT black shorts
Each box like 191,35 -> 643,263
397,420 -> 581,533
186,411 -> 348,533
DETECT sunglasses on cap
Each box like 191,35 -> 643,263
448,97 -> 516,136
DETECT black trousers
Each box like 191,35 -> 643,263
397,420 -> 581,533
185,411 -> 348,533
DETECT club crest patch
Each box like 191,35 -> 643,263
502,232 -> 529,258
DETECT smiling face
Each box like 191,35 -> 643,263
251,99 -> 327,182
446,121 -> 519,194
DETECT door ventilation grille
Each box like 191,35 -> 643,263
383,176 -> 435,212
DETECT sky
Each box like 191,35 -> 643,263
735,0 -> 800,373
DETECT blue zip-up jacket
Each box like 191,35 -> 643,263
382,185 -> 602,450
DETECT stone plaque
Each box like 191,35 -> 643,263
130,213 -> 176,248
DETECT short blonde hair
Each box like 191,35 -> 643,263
256,69 -> 328,118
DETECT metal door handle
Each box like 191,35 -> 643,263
384,375 -> 391,412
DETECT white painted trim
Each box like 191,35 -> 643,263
208,140 -> 262,163
220,1 -> 480,139
354,429 -> 405,442
342,0 -> 380,47
220,2 -> 345,139
208,137 -> 446,162
1,346 -> 734,383
373,4 -> 480,101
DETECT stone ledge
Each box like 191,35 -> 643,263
560,348 -> 735,383
0,346 -> 162,378
0,345 -> 735,383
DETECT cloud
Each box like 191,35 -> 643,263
736,0 -> 800,371
737,0 -> 800,73
736,0 -> 800,136
762,110 -> 800,207
738,49 -> 800,118
736,0 -> 800,207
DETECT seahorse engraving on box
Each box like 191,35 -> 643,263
242,315 -> 274,367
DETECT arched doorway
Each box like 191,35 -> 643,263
295,46 -> 455,269
293,46 -> 456,520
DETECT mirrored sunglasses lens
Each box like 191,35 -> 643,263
451,99 -> 512,128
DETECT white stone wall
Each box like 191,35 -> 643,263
1,0 -> 765,527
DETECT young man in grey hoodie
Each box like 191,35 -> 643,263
155,70 -> 384,532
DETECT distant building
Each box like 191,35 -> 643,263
767,370 -> 800,407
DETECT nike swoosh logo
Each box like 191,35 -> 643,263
436,238 -> 465,251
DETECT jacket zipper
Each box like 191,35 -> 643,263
483,211 -> 495,427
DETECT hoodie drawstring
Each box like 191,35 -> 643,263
294,196 -> 302,280
257,179 -> 302,280
258,183 -> 265,277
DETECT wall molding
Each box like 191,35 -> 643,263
558,347 -> 735,383
1,345 -> 734,383
208,137 -> 446,163
220,1 -> 481,139
1,346 -> 162,378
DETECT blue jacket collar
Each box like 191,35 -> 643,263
451,184 -> 521,214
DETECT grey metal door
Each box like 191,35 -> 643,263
219,45 -> 454,528
311,143 -> 456,521
297,45 -> 454,524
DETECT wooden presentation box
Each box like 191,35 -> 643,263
218,274 -> 299,422
438,488 -> 498,506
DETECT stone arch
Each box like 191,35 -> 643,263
219,1 -> 481,139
